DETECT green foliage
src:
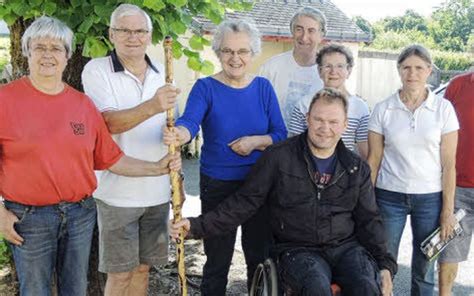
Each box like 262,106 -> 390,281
0,238 -> 12,267
467,33 -> 474,53
0,0 -> 254,73
365,0 -> 474,70
432,50 -> 472,70
371,0 -> 474,53
429,0 -> 474,52
369,30 -> 436,51
0,36 -> 10,72
353,16 -> 372,37
379,9 -> 428,33
365,30 -> 472,71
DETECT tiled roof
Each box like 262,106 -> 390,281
193,0 -> 371,43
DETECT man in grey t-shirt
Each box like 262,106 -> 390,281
259,7 -> 325,127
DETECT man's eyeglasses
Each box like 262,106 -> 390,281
111,28 -> 150,38
320,63 -> 349,72
219,48 -> 252,58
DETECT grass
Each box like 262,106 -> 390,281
0,36 -> 10,72
0,237 -> 11,268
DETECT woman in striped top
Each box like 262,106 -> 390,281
288,44 -> 369,159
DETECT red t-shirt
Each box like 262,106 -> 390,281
445,72 -> 474,187
0,77 -> 124,205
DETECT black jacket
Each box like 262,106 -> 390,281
190,133 -> 397,276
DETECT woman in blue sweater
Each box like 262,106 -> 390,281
164,19 -> 287,295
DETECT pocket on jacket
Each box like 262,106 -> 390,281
276,169 -> 314,206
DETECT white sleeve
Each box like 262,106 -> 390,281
81,61 -> 117,112
368,102 -> 384,135
441,99 -> 460,134
258,61 -> 271,80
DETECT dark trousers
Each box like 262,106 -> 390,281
278,242 -> 381,296
199,173 -> 272,296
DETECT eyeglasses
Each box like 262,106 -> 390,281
320,63 -> 349,72
111,28 -> 150,38
219,48 -> 252,58
31,45 -> 66,56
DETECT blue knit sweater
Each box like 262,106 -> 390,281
176,76 -> 287,180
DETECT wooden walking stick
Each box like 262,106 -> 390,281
164,36 -> 187,295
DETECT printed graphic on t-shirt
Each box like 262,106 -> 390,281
312,153 -> 337,186
284,81 -> 313,123
314,172 -> 332,185
70,122 -> 85,135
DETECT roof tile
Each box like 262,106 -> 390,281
193,0 -> 371,42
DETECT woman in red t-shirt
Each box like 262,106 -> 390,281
0,16 -> 180,296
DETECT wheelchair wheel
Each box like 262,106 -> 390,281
249,258 -> 279,296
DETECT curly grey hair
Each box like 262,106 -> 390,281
316,44 -> 354,68
211,19 -> 261,57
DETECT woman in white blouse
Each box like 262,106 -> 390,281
368,44 -> 459,296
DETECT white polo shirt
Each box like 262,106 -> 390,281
82,51 -> 170,207
369,89 -> 459,194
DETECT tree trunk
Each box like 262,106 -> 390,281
63,45 -> 90,91
7,17 -> 102,296
8,18 -> 30,79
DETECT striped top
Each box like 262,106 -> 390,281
288,94 -> 370,151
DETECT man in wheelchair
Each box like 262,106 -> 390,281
170,88 -> 397,296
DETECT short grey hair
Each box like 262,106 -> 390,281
316,44 -> 354,68
211,19 -> 261,56
22,16 -> 74,59
290,7 -> 327,36
397,44 -> 432,67
110,4 -> 153,31
308,87 -> 348,116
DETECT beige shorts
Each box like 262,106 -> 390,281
96,199 -> 170,273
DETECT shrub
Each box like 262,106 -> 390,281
0,36 -> 10,72
0,237 -> 12,267
368,30 -> 436,51
432,50 -> 473,70
365,30 -> 473,71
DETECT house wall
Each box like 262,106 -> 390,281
355,51 -> 400,108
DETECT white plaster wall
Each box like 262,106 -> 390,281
356,53 -> 401,108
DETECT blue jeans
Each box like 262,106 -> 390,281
5,197 -> 97,296
278,242 -> 381,296
375,188 -> 441,296
199,173 -> 272,296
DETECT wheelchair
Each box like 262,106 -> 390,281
249,258 -> 341,296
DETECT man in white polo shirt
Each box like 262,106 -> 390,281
81,4 -> 180,296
